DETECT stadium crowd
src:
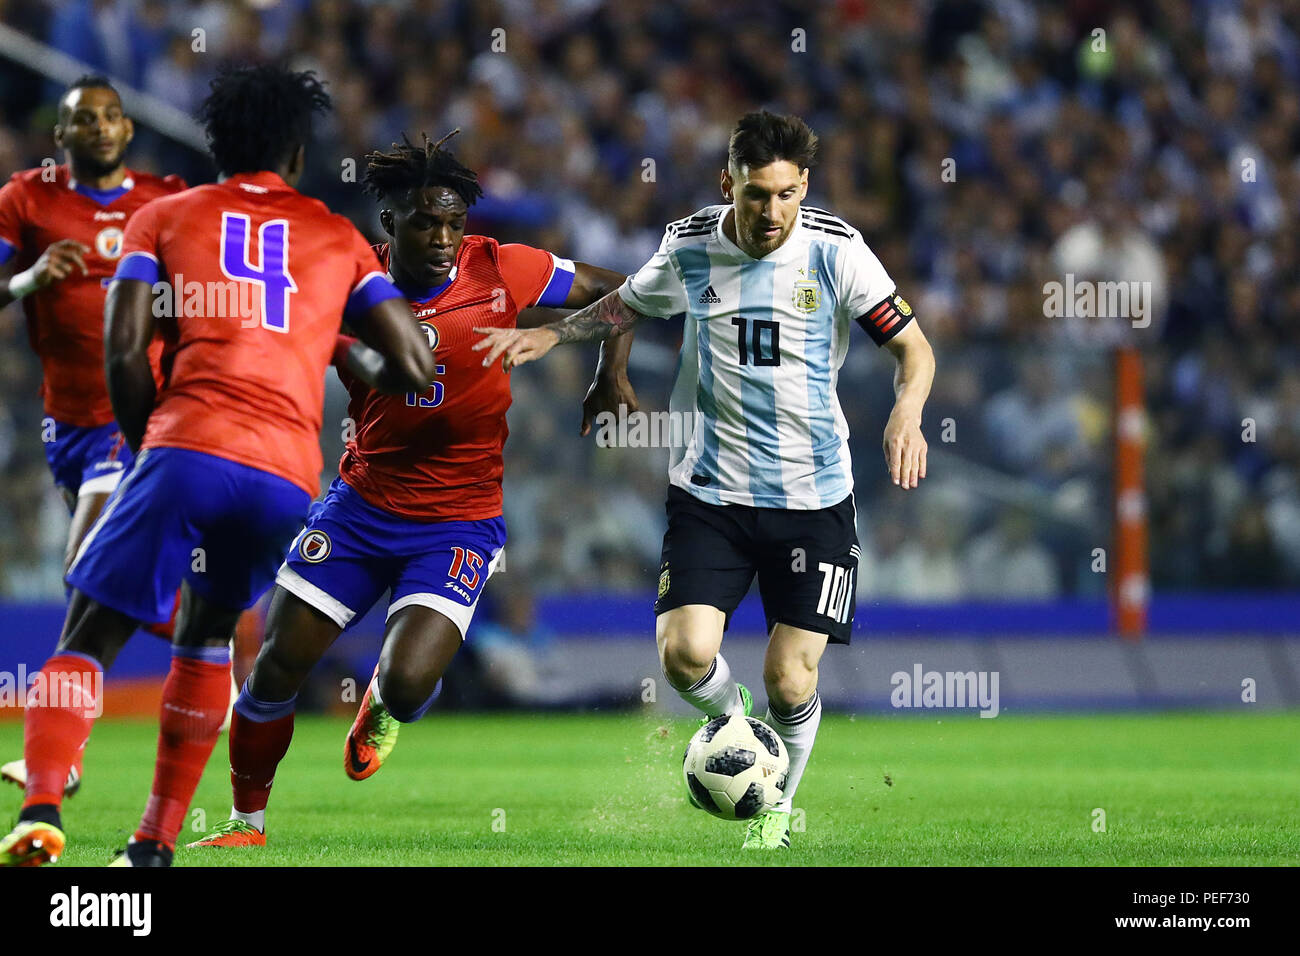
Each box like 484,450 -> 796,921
0,0 -> 1297,601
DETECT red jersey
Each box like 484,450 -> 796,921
0,165 -> 186,427
116,171 -> 400,496
338,235 -> 576,521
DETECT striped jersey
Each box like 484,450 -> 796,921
618,204 -> 907,510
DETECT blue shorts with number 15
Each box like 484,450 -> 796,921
276,476 -> 506,639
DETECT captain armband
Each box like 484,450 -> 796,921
854,293 -> 915,346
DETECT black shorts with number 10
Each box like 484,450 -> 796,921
654,485 -> 859,644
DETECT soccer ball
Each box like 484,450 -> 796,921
682,714 -> 789,820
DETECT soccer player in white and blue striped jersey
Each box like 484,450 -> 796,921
476,110 -> 935,849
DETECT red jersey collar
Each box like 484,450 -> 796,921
220,170 -> 295,193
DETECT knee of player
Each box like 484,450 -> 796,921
376,669 -> 439,723
763,661 -> 816,710
658,635 -> 713,688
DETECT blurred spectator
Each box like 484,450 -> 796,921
964,506 -> 1062,599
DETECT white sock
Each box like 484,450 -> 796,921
673,654 -> 742,717
765,691 -> 822,812
231,806 -> 265,832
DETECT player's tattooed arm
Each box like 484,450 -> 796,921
562,265 -> 641,435
473,290 -> 647,372
550,290 -> 644,344
881,320 -> 935,490
104,278 -> 160,452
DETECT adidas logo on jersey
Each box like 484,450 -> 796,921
698,285 -> 721,304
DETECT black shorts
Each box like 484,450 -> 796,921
654,485 -> 859,644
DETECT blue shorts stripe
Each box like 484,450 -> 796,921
675,247 -> 722,502
737,257 -> 786,506
805,240 -> 845,506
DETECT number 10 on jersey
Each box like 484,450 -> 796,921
731,316 -> 781,366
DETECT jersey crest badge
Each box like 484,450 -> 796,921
95,227 -> 124,260
298,530 -> 332,563
419,322 -> 439,351
793,277 -> 820,313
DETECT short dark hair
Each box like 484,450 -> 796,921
198,63 -> 330,176
59,75 -> 121,117
727,110 -> 819,172
361,130 -> 483,208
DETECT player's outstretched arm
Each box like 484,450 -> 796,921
473,289 -> 645,372
0,239 -> 89,309
104,277 -> 159,452
881,320 -> 935,490
345,297 -> 438,394
565,262 -> 626,309
563,262 -> 639,437
582,328 -> 637,437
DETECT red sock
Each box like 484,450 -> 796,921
229,708 -> 296,814
22,653 -> 102,810
134,653 -> 230,848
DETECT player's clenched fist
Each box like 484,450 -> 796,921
883,405 -> 927,490
580,371 -> 638,437
473,325 -> 560,371
33,239 -> 90,285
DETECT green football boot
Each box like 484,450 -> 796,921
0,820 -> 67,866
741,808 -> 791,849
695,683 -> 754,729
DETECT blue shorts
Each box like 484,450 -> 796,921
43,419 -> 135,502
276,477 -> 506,639
67,446 -> 311,623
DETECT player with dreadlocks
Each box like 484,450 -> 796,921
1,63 -> 435,867
189,130 -> 634,851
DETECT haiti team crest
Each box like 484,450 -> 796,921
298,530 -> 332,563
420,322 -> 439,351
95,227 -> 124,260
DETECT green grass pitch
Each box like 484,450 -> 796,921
3,710 -> 1297,866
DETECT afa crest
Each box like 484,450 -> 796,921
793,279 -> 820,314
657,567 -> 670,600
95,227 -> 124,260
892,294 -> 913,316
